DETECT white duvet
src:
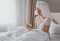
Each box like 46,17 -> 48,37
0,22 -> 60,41
12,29 -> 49,41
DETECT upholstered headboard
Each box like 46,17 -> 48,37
51,12 -> 60,24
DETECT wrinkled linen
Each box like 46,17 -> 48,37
12,18 -> 50,41
0,26 -> 29,41
12,29 -> 49,41
50,34 -> 60,41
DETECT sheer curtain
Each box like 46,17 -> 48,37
0,0 -> 30,26
16,0 -> 30,26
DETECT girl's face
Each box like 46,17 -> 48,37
36,8 -> 43,16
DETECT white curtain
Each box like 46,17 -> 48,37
0,0 -> 29,26
16,0 -> 30,26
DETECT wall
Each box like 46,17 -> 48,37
37,0 -> 60,12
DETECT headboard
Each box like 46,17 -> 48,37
51,12 -> 60,24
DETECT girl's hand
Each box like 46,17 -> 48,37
24,23 -> 33,31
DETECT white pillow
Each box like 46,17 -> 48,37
49,21 -> 60,34
53,24 -> 60,34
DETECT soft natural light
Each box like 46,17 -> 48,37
0,0 -> 17,25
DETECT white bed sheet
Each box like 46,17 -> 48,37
50,34 -> 60,41
0,26 -> 28,41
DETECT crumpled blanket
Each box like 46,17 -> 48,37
12,29 -> 49,41
0,26 -> 28,41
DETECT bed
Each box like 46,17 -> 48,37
0,12 -> 60,41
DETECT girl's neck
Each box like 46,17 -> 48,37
39,15 -> 44,21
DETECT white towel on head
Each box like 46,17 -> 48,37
36,1 -> 53,20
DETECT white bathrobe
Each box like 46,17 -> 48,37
35,16 -> 41,27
